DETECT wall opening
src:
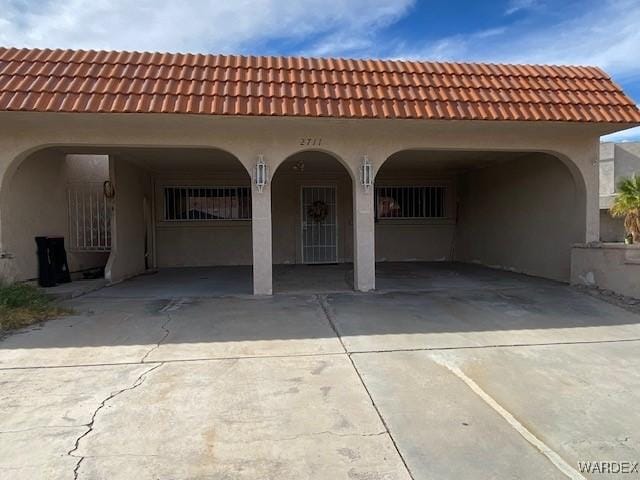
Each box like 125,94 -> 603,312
270,150 -> 354,292
2,149 -> 111,283
375,149 -> 586,282
108,147 -> 253,279
2,146 -> 253,292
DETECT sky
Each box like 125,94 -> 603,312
1,0 -> 639,141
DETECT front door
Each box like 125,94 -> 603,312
301,186 -> 338,264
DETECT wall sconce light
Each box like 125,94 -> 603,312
361,156 -> 373,191
255,155 -> 268,193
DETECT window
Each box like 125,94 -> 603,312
67,183 -> 112,251
164,186 -> 251,221
375,186 -> 446,219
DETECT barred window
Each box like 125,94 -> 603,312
164,186 -> 251,221
67,183 -> 112,251
375,186 -> 446,219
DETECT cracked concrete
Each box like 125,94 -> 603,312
68,356 -> 410,480
68,363 -> 164,479
140,313 -> 172,363
0,363 -> 157,479
1,266 -> 640,479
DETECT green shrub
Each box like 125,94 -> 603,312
610,175 -> 640,243
0,283 -> 70,332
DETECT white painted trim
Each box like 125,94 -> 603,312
432,355 -> 586,480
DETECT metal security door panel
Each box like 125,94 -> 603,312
301,186 -> 338,264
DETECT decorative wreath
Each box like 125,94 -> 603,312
307,200 -> 329,222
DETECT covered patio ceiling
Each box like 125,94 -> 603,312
379,149 -> 533,174
53,146 -> 247,173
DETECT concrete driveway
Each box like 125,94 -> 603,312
1,266 -> 640,479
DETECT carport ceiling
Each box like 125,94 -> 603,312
380,150 -> 533,174
57,147 -> 247,173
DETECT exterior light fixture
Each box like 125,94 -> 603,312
255,155 -> 268,193
361,156 -> 373,191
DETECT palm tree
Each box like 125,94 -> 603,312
610,175 -> 640,243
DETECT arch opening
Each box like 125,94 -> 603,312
270,150 -> 354,293
1,146 -> 254,295
374,149 -> 586,287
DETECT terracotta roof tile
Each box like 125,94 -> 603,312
0,47 -> 638,123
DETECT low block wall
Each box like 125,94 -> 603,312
571,243 -> 640,299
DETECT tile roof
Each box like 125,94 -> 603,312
0,47 -> 639,124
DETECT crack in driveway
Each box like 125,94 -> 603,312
141,314 -> 172,363
67,363 -> 164,480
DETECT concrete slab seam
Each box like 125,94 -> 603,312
0,352 -> 348,372
431,355 -> 586,480
346,337 -> 640,355
3,338 -> 640,372
66,362 -> 164,480
316,294 -> 416,480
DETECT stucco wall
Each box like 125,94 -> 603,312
600,210 -> 625,242
572,244 -> 640,299
3,150 -> 109,281
65,154 -> 110,183
455,153 -> 584,282
154,173 -> 252,267
0,112 -> 605,291
376,223 -> 455,262
105,156 -> 151,283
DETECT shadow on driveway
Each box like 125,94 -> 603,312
1,263 -> 639,367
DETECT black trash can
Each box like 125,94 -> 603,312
35,236 -> 71,287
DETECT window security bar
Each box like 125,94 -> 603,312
164,186 -> 252,221
375,186 -> 446,219
67,182 -> 112,251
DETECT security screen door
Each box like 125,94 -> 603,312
301,186 -> 338,264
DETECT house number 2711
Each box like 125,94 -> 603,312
299,137 -> 323,146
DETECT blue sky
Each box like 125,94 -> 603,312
1,0 -> 639,141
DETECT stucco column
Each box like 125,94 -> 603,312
251,182 -> 272,295
584,150 -> 600,243
0,152 -> 14,283
353,182 -> 376,292
570,142 -> 600,243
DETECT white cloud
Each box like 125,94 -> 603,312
602,126 -> 640,143
0,0 -> 414,54
395,0 -> 640,82
504,0 -> 541,15
391,0 -> 640,144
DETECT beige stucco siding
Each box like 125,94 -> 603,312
105,156 -> 152,283
572,244 -> 640,299
376,224 -> 455,262
600,211 -> 625,242
455,153 -> 583,282
0,111 -> 610,291
156,224 -> 252,267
